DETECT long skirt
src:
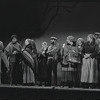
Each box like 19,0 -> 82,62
23,63 -> 35,84
61,63 -> 78,86
37,58 -> 47,82
81,57 -> 98,83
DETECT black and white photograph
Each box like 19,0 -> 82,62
0,1 -> 100,100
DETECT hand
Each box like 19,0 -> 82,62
84,54 -> 90,59
21,49 -> 24,52
6,68 -> 9,73
42,51 -> 45,54
13,51 -> 17,54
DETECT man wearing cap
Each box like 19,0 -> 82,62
47,36 -> 61,86
5,34 -> 22,85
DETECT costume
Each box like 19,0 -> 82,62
5,41 -> 22,85
81,41 -> 98,87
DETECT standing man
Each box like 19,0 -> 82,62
5,34 -> 22,85
47,37 -> 61,86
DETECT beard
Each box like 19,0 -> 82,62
51,41 -> 55,45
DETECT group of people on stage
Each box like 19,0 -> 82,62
1,32 -> 100,88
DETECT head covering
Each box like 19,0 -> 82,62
25,39 -> 31,45
11,34 -> 18,39
88,34 -> 95,40
42,42 -> 47,46
66,36 -> 75,42
94,32 -> 100,35
50,37 -> 57,40
0,41 -> 4,50
77,38 -> 84,43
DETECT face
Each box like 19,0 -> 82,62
25,40 -> 29,46
87,36 -> 92,42
77,40 -> 82,45
51,39 -> 55,44
12,37 -> 17,43
42,42 -> 47,48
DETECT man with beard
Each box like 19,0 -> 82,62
47,37 -> 60,86
5,35 -> 22,85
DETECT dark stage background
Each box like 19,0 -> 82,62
0,1 -> 100,50
0,1 -> 100,100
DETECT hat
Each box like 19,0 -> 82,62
11,34 -> 18,39
77,38 -> 84,42
50,37 -> 57,40
88,34 -> 95,40
67,36 -> 75,42
94,32 -> 100,35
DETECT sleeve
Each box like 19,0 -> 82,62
5,43 -> 12,56
90,43 -> 99,58
47,43 -> 60,54
61,44 -> 65,57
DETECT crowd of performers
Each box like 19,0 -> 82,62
1,32 -> 100,88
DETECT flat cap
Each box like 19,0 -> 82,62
50,37 -> 57,40
11,34 -> 18,39
94,32 -> 100,35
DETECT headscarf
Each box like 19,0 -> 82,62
88,34 -> 95,41
77,38 -> 84,45
66,36 -> 75,42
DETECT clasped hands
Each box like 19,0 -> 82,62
84,54 -> 91,59
13,51 -> 18,54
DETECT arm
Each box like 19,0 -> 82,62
47,44 -> 60,54
90,43 -> 99,58
5,43 -> 12,56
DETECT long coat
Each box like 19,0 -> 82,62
61,42 -> 80,83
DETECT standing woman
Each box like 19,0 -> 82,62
22,39 -> 35,85
61,36 -> 79,87
81,34 -> 99,88
76,38 -> 84,87
37,42 -> 48,86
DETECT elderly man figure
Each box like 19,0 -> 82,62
47,37 -> 61,86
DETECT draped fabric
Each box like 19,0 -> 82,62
23,63 -> 35,84
0,52 -> 9,70
22,48 -> 35,84
22,50 -> 34,72
0,52 -> 9,84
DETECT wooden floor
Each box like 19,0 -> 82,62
0,85 -> 100,100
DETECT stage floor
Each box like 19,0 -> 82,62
0,85 -> 100,100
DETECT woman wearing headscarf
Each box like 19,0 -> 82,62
81,34 -> 99,88
22,39 -> 35,85
37,42 -> 48,86
61,36 -> 79,87
76,38 -> 84,87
